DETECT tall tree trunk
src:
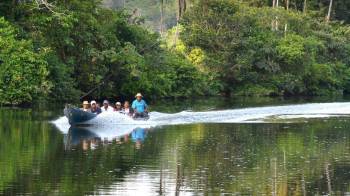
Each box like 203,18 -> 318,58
174,0 -> 186,46
326,0 -> 333,22
284,23 -> 288,36
303,0 -> 307,13
178,0 -> 187,19
273,0 -> 279,31
160,0 -> 164,37
284,0 -> 289,36
272,0 -> 275,30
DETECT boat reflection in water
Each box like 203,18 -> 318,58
63,125 -> 151,150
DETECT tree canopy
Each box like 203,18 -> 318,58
1,0 -> 350,104
179,0 -> 350,96
0,0 -> 208,104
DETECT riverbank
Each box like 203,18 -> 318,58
3,95 -> 350,114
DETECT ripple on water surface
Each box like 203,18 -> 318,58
2,102 -> 350,195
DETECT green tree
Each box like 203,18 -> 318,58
180,0 -> 350,96
0,17 -> 50,104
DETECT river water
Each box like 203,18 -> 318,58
1,97 -> 350,195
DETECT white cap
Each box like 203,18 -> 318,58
135,93 -> 142,97
90,100 -> 97,105
116,102 -> 121,105
103,100 -> 109,104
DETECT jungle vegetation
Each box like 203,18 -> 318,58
1,0 -> 350,104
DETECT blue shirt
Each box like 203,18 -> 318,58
132,99 -> 147,113
131,128 -> 146,142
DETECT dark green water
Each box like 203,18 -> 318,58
1,98 -> 350,195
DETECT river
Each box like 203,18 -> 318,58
1,97 -> 350,195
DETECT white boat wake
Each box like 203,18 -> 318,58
52,102 -> 350,140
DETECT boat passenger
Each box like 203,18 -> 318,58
114,102 -> 122,112
132,93 -> 148,118
90,100 -> 102,114
82,101 -> 90,112
102,100 -> 113,112
122,101 -> 133,116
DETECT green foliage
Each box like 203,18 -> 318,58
0,0 -> 210,104
0,17 -> 51,104
276,34 -> 305,66
181,0 -> 350,96
2,0 -> 350,104
239,0 -> 350,24
45,52 -> 80,102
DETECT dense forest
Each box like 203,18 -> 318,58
0,0 -> 350,104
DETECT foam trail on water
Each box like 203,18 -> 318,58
53,116 -> 70,134
52,102 -> 350,139
148,102 -> 350,125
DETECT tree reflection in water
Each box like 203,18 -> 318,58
1,106 -> 350,195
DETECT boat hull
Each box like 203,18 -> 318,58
64,106 -> 97,125
132,112 -> 150,121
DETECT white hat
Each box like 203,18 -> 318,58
116,102 -> 121,105
90,100 -> 97,105
135,93 -> 143,97
83,101 -> 89,105
103,100 -> 109,104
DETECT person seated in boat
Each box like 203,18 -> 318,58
102,100 -> 113,112
122,101 -> 133,116
132,93 -> 148,118
114,102 -> 122,112
90,100 -> 102,114
82,101 -> 90,112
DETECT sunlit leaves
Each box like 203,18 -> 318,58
181,0 -> 350,96
0,17 -> 51,105
276,34 -> 305,66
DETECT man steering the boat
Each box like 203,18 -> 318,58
132,93 -> 148,118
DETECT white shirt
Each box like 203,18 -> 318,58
102,106 -> 114,112
123,108 -> 130,115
